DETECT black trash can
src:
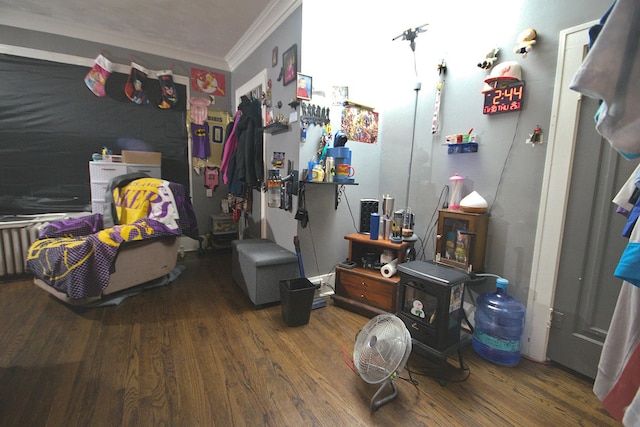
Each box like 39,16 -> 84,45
279,278 -> 316,327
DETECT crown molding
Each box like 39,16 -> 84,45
225,0 -> 301,71
0,8 -> 230,71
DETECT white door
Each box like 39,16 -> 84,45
547,94 -> 633,378
526,22 -> 637,377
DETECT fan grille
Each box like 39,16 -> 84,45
353,314 -> 412,384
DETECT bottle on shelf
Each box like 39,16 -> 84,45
267,169 -> 281,208
472,277 -> 526,366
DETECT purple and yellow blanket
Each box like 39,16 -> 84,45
26,179 -> 198,299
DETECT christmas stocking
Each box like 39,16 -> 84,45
157,69 -> 178,109
84,54 -> 113,97
124,62 -> 149,105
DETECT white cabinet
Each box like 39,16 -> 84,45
89,161 -> 161,214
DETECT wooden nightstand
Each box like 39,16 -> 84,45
332,233 -> 413,318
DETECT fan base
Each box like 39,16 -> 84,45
370,379 -> 398,411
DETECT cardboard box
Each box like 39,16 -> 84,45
121,150 -> 161,165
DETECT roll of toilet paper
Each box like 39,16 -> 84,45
381,258 -> 398,278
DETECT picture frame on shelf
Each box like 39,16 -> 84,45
282,44 -> 297,86
296,73 -> 312,101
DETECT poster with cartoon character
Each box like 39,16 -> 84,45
191,67 -> 226,97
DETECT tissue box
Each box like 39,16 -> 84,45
121,150 -> 161,165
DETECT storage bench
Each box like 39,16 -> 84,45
231,239 -> 299,307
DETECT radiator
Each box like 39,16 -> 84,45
0,213 -> 73,278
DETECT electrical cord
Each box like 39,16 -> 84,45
405,362 -> 471,384
399,368 -> 420,388
472,273 -> 502,279
298,189 -> 321,276
302,187 -> 358,277
322,282 -> 335,292
461,305 -> 474,334
417,185 -> 449,260
307,218 -> 321,276
419,217 -> 439,261
342,346 -> 358,374
489,109 -> 522,212
342,190 -> 360,233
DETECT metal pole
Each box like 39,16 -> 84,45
405,81 -> 421,209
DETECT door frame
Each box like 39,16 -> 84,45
234,69 -> 268,239
524,21 -> 596,362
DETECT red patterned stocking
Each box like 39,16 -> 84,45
84,54 -> 112,97
124,62 -> 149,105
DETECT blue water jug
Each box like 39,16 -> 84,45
472,277 -> 526,366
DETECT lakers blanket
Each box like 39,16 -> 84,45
26,179 -> 198,299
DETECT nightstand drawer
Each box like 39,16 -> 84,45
336,268 -> 396,312
89,162 -> 127,181
127,164 -> 161,178
91,182 -> 110,200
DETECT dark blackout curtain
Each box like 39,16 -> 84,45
0,54 -> 188,214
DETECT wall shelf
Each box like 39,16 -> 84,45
446,142 -> 478,154
262,123 -> 290,135
299,181 -> 358,209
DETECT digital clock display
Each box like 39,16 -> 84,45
483,82 -> 525,115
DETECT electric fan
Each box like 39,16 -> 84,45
353,313 -> 412,411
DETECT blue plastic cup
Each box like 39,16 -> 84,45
370,213 -> 380,240
307,162 -> 316,182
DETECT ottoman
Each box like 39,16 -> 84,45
232,240 -> 299,307
231,238 -> 271,287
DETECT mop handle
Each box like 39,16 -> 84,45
293,235 -> 305,278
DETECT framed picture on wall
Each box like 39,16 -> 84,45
282,44 -> 297,86
296,73 -> 312,100
272,46 -> 278,67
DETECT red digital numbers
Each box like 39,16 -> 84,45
483,82 -> 524,115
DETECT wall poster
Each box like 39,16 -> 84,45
191,67 -> 226,97
341,105 -> 379,144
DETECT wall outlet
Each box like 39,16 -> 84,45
307,273 -> 335,297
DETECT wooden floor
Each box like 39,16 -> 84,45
0,251 -> 619,427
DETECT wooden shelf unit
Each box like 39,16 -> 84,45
435,209 -> 489,272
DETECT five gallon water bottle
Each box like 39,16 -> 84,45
472,277 -> 526,366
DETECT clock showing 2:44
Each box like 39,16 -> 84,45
483,81 -> 525,115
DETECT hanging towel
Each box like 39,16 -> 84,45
594,163 -> 640,422
594,281 -> 640,422
570,0 -> 640,159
